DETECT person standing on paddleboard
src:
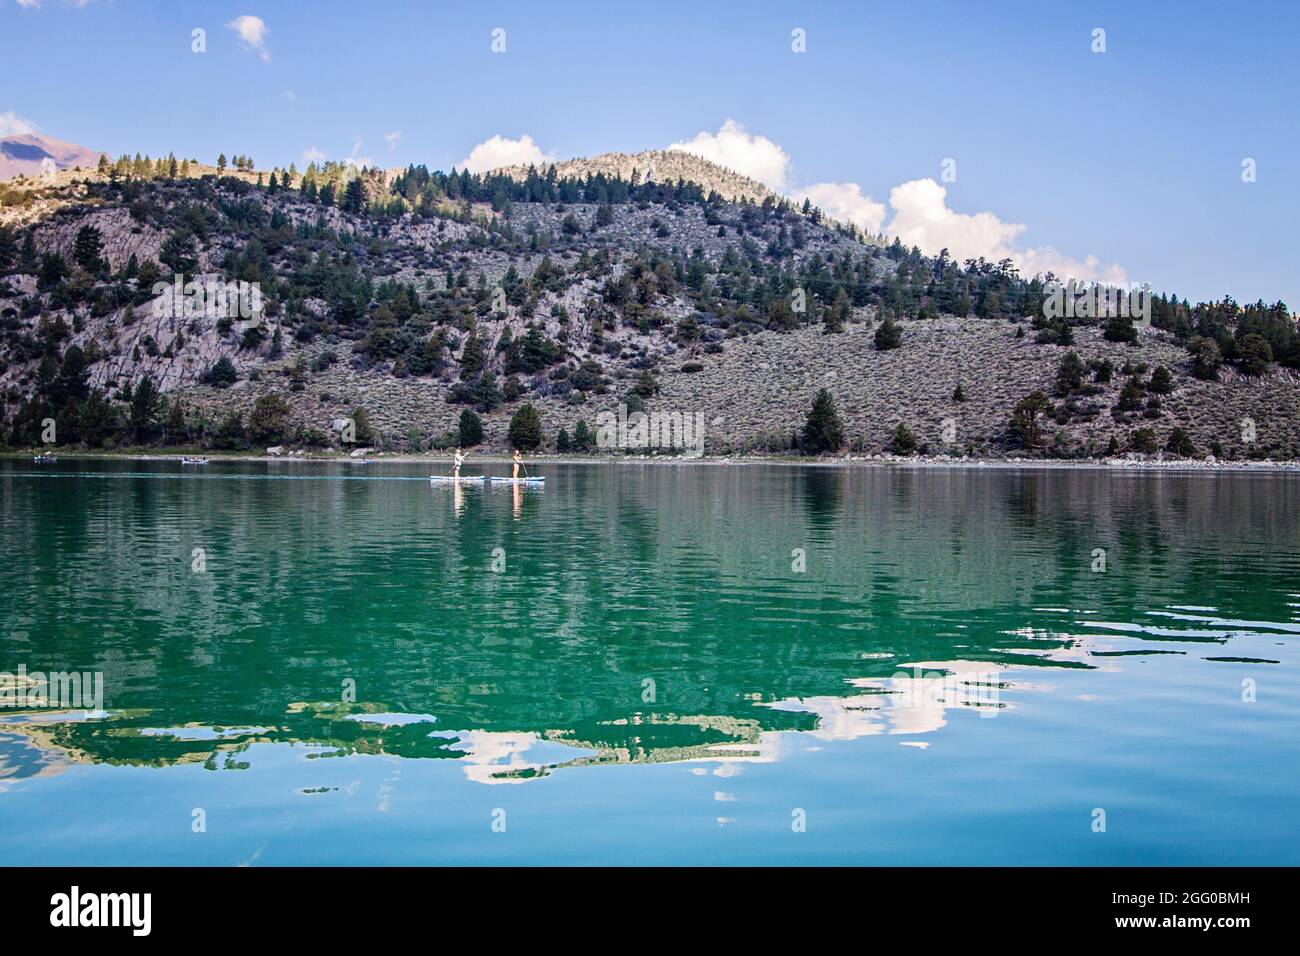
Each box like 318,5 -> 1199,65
452,448 -> 469,478
511,449 -> 522,480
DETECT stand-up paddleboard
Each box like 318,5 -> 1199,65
429,475 -> 486,482
489,476 -> 545,484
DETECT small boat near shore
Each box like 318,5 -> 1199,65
33,453 -> 57,463
180,456 -> 210,465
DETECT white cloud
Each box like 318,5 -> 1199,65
227,15 -> 270,62
457,133 -> 554,174
885,178 -> 1025,264
300,146 -> 326,164
794,181 -> 887,235
384,131 -> 402,150
883,178 -> 1125,283
667,118 -> 791,192
282,90 -> 296,103
661,120 -> 1127,284
0,110 -> 37,136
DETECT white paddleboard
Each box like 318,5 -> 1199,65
429,475 -> 486,482
488,476 -> 545,483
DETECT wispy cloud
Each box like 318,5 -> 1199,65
342,138 -> 373,169
0,111 -> 38,136
673,120 -> 1126,284
227,15 -> 270,62
384,131 -> 402,150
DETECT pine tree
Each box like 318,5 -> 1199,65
0,225 -> 16,273
573,419 -> 593,452
801,388 -> 844,454
458,408 -> 483,446
508,402 -> 543,450
130,376 -> 161,444
460,333 -> 485,378
73,225 -> 104,274
1009,391 -> 1053,449
874,315 -> 902,350
342,178 -> 366,214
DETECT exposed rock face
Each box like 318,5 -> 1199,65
0,133 -> 104,182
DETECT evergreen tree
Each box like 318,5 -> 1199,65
460,333 -> 485,378
573,419 -> 593,452
1009,391 -> 1052,449
1148,365 -> 1174,394
801,388 -> 844,454
874,315 -> 902,350
203,356 -> 238,388
51,345 -> 90,409
1237,334 -> 1273,376
19,230 -> 37,272
1116,376 -> 1144,413
458,408 -> 483,446
129,376 -> 161,444
1103,314 -> 1138,344
1189,336 -> 1222,380
508,402 -> 543,449
0,225 -> 16,273
342,178 -> 367,215
73,225 -> 104,274
1166,427 -> 1198,458
249,394 -> 291,443
1054,351 -> 1086,396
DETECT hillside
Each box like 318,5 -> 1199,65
494,150 -> 779,205
1,153 -> 1298,461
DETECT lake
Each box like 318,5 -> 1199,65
1,458 -> 1297,865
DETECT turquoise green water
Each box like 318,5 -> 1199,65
1,458 -> 1298,865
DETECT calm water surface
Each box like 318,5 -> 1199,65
1,458 -> 1297,864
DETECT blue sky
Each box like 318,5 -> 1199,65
3,0 -> 1297,307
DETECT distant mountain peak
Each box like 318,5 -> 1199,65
0,132 -> 104,182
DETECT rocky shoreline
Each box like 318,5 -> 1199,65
6,449 -> 1299,473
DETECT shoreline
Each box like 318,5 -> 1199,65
6,449 -> 1300,474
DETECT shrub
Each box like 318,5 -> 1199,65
889,423 -> 917,455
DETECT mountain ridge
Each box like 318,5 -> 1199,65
0,132 -> 104,182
